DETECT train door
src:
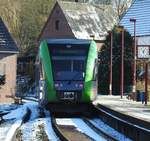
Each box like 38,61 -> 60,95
36,55 -> 47,105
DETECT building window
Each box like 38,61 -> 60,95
55,20 -> 60,30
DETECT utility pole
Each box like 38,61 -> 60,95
145,63 -> 148,105
120,27 -> 124,99
109,31 -> 113,95
130,18 -> 136,100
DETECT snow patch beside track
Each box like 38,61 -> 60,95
4,104 -> 29,141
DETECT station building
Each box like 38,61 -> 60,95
0,17 -> 19,103
119,0 -> 150,99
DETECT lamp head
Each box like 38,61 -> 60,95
130,18 -> 136,22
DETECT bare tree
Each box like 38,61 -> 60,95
113,0 -> 133,19
0,0 -> 55,54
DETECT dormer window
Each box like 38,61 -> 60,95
55,20 -> 59,30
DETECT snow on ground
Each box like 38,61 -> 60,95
16,101 -> 58,141
4,104 -> 27,120
20,102 -> 40,141
0,104 -> 18,112
56,118 -> 76,126
91,118 -> 132,141
0,120 -> 14,141
5,119 -> 23,141
0,103 -> 28,141
0,104 -> 17,141
0,104 -> 19,140
0,100 -> 59,141
1,95 -> 147,141
56,118 -> 106,141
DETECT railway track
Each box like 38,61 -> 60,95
51,116 -> 105,141
95,104 -> 150,141
51,117 -> 70,141
51,113 -> 119,141
2,102 -> 149,141
51,103 -> 150,141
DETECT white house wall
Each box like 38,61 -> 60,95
138,36 -> 150,46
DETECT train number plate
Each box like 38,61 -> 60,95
63,92 -> 75,99
64,92 -> 74,95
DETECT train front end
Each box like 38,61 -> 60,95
38,39 -> 98,112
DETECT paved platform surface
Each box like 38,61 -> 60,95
94,95 -> 150,123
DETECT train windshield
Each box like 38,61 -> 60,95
49,44 -> 89,81
52,59 -> 85,81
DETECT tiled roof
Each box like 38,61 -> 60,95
120,0 -> 150,37
58,1 -> 117,40
0,17 -> 18,53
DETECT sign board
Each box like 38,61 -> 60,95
137,46 -> 149,59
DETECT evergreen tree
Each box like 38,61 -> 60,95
98,27 -> 133,94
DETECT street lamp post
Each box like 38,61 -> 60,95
120,27 -> 124,99
130,18 -> 136,100
108,31 -> 113,95
145,63 -> 148,105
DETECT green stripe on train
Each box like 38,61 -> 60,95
82,41 -> 97,102
39,41 -> 56,101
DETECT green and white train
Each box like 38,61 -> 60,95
38,39 -> 98,112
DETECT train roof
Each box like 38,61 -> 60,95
46,39 -> 92,45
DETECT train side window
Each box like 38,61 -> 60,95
93,59 -> 98,81
55,20 -> 59,30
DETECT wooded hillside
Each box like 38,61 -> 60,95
0,0 -> 55,54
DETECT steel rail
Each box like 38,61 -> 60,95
95,105 -> 150,141
83,117 -> 118,141
51,116 -> 70,141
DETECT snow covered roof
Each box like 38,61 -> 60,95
0,17 -> 18,53
58,1 -> 117,40
119,0 -> 150,37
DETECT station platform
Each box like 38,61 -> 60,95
94,95 -> 150,123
